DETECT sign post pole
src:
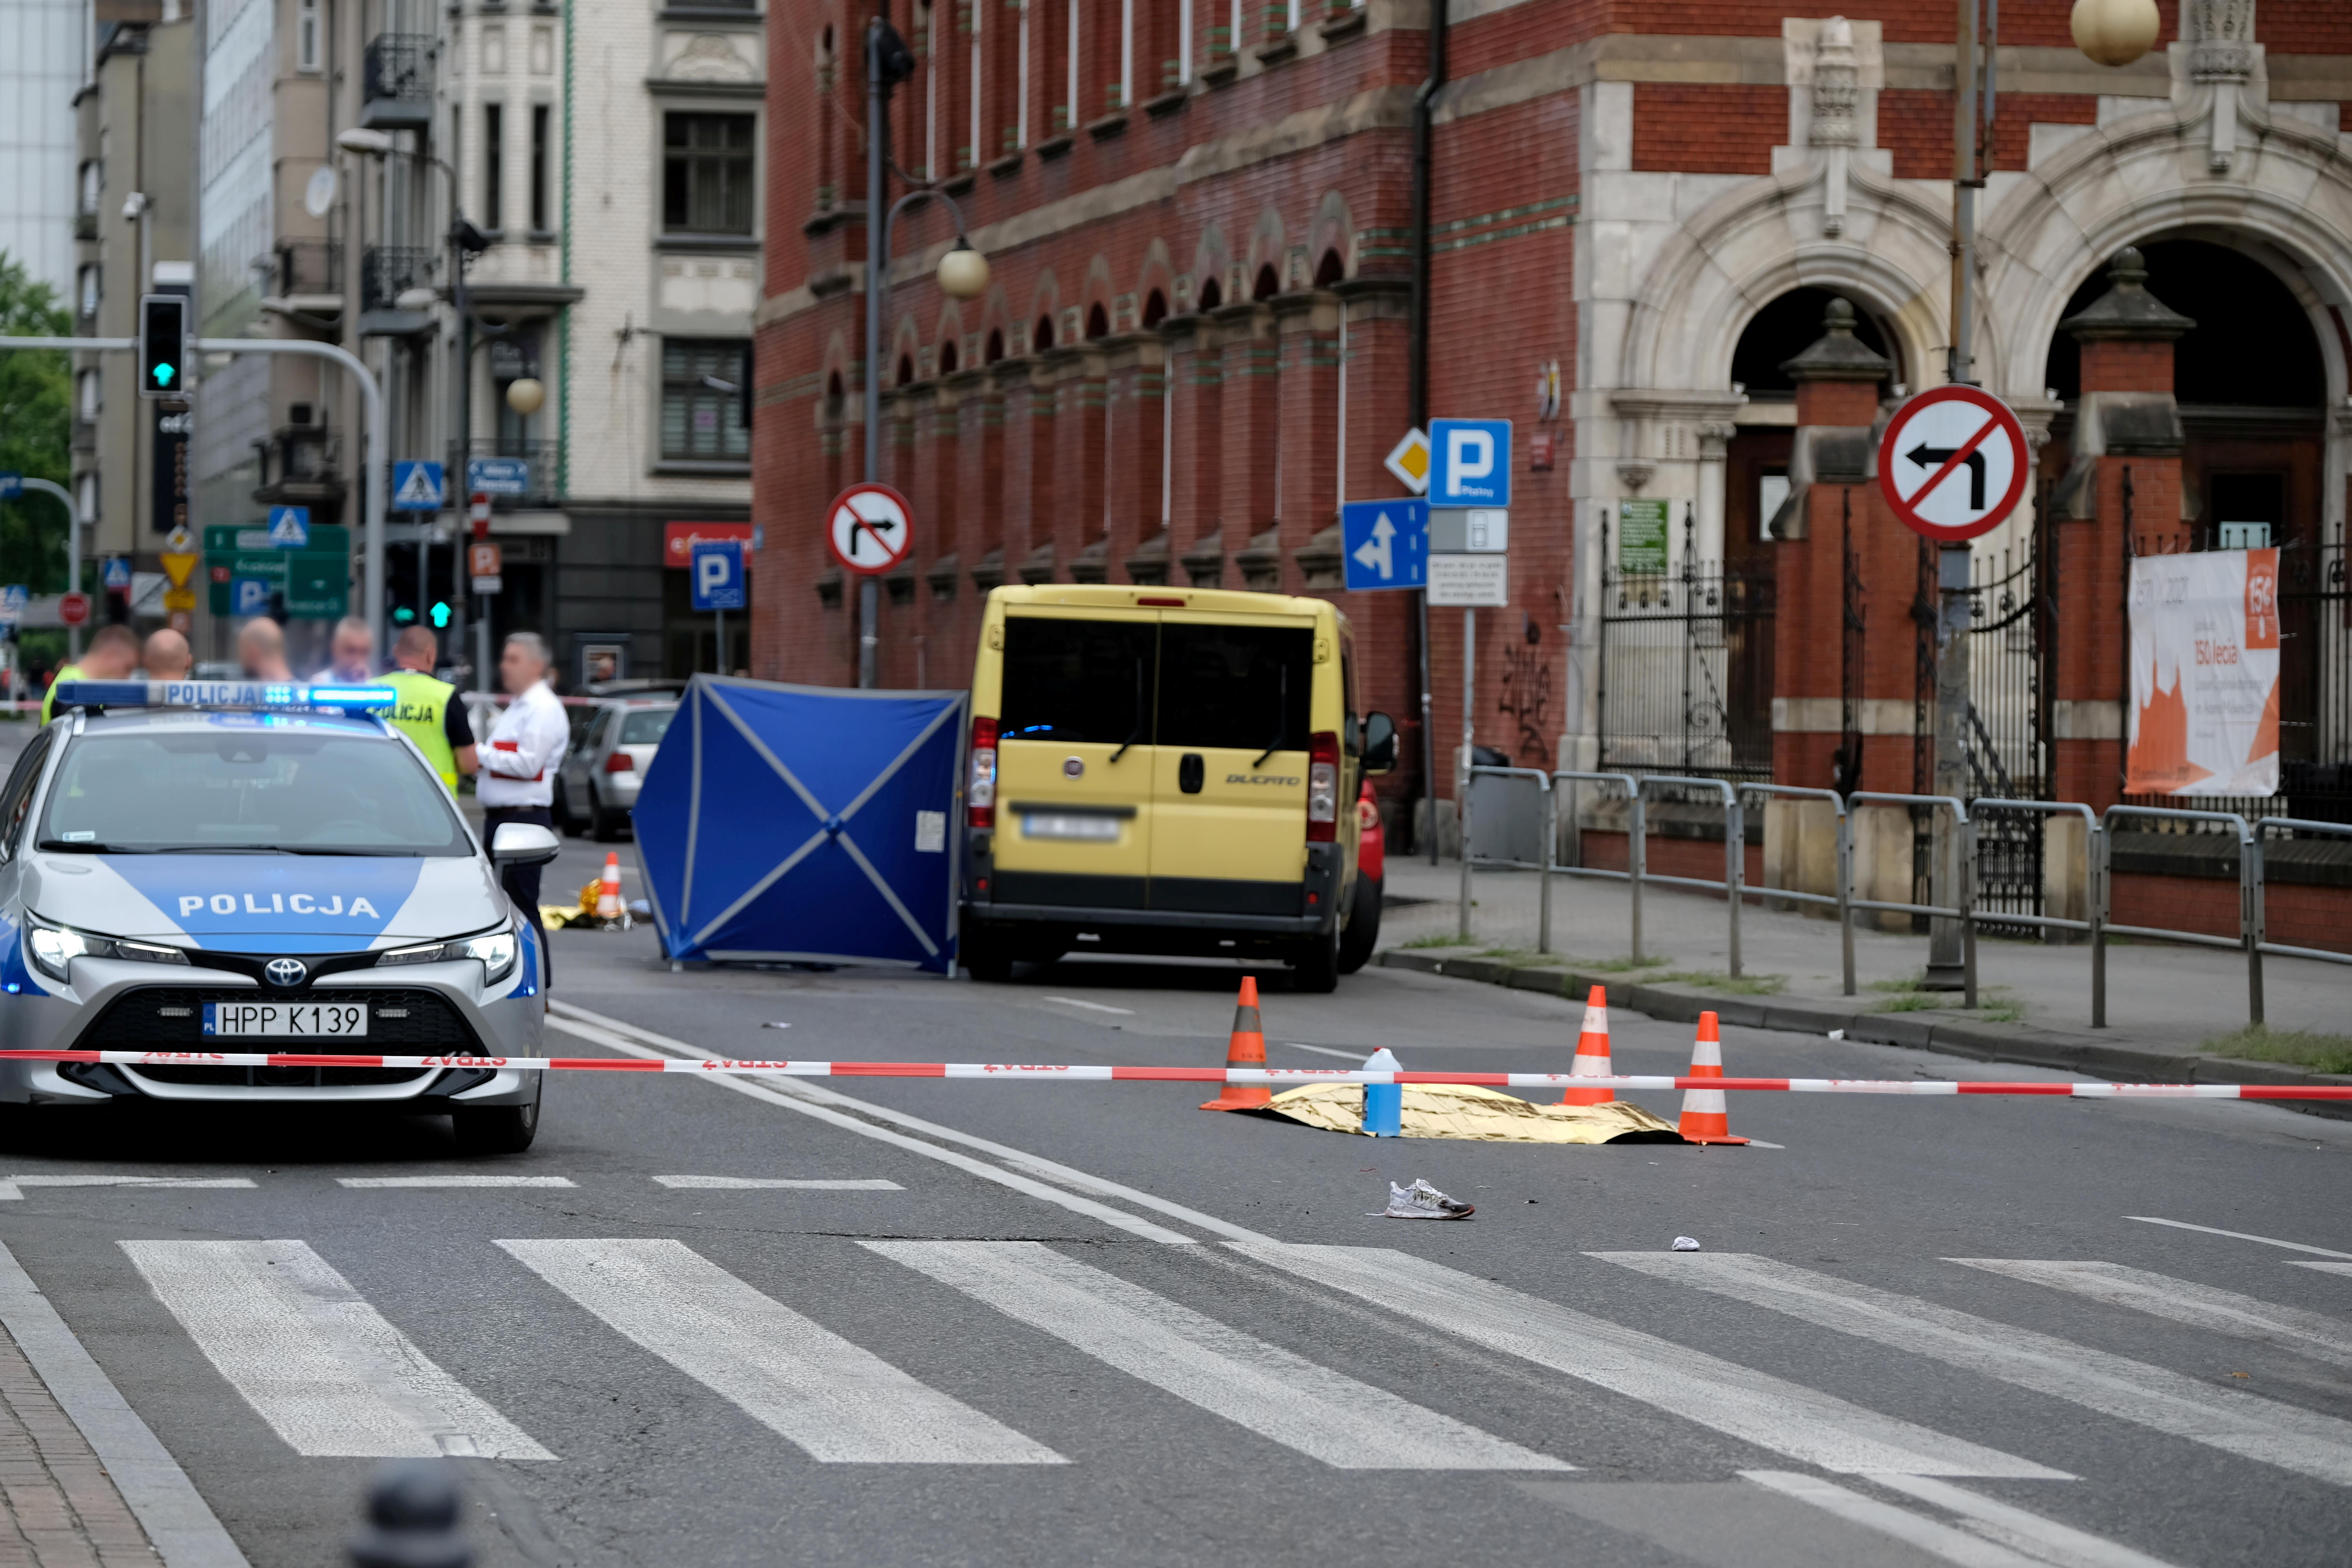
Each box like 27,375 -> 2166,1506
1928,544 -> 1972,989
1459,606 -> 1475,939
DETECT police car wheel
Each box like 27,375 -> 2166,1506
452,1078 -> 542,1155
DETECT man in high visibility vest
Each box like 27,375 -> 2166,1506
41,624 -> 140,724
382,626 -> 479,793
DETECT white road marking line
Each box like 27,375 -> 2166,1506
1739,1472 -> 2049,1568
1232,1244 -> 2062,1478
120,1241 -> 552,1461
547,1004 -> 1245,1244
0,1241 -> 250,1568
1602,1253 -> 2352,1488
0,1175 -> 257,1201
1043,996 -> 1135,1014
2289,1261 -> 2352,1276
1874,1475 -> 2186,1568
1746,1140 -> 1789,1149
1953,1259 -> 2352,1370
1283,1042 -> 1364,1060
497,1238 -> 1063,1465
866,1240 -> 1568,1471
654,1176 -> 904,1191
2125,1217 -> 2352,1260
336,1176 -> 577,1189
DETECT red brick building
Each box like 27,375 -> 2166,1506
751,0 -> 2352,846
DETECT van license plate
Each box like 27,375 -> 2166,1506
1021,813 -> 1121,842
202,1003 -> 369,1038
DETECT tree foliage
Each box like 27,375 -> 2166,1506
0,251 -> 73,595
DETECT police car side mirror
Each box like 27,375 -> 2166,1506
490,822 -> 561,867
1362,712 -> 1398,775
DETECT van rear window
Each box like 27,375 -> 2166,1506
1157,625 -> 1312,753
1000,619 -> 1156,746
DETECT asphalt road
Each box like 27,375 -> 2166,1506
1,834 -> 2348,1567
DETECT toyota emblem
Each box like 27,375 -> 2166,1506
264,958 -> 308,988
1063,756 -> 1085,779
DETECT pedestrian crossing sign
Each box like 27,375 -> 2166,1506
392,461 -> 447,513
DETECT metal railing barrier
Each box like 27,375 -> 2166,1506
1461,765 -> 1554,944
2098,806 -> 2256,1024
1739,783 -> 1855,996
1544,771 -> 1644,960
1634,776 -> 1745,978
1971,800 -> 2102,1024
1848,793 -> 1977,1009
2251,817 -> 2352,1013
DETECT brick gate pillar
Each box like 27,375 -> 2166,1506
1771,299 -> 1891,791
2048,247 -> 2195,812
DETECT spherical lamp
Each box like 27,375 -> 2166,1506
504,377 -> 546,416
2071,0 -> 2161,68
936,240 -> 991,301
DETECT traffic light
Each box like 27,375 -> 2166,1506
430,601 -> 451,629
392,606 -> 417,625
138,294 -> 189,399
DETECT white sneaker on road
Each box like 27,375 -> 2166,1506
1384,1179 -> 1475,1220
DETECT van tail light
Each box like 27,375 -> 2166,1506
968,716 -> 998,829
604,751 -> 635,773
1306,730 -> 1341,842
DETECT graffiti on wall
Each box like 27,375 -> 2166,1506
1497,614 -> 1553,765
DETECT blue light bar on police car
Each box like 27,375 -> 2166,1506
51,681 -> 398,711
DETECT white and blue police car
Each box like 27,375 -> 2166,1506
0,681 -> 557,1152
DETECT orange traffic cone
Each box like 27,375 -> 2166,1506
1200,976 -> 1272,1111
1561,985 -> 1616,1106
1677,1011 -> 1748,1145
595,852 -> 625,922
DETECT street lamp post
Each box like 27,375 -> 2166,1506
10,478 -> 83,660
860,17 -> 989,689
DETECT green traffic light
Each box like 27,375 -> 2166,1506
429,602 -> 451,628
392,606 -> 417,625
151,363 -> 175,387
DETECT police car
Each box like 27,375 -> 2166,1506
0,681 -> 558,1152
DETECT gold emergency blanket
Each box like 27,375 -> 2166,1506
1266,1082 -> 1686,1143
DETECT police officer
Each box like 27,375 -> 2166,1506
42,624 -> 140,724
382,626 -> 479,794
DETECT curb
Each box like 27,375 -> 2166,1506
1375,948 -> 2352,1121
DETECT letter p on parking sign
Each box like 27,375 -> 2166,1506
1430,419 -> 1512,507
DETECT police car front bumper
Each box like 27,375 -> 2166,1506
0,953 -> 544,1107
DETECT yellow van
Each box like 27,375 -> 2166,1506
962,584 -> 1398,990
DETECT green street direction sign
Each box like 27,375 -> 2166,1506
206,522 -> 352,618
204,523 -> 352,555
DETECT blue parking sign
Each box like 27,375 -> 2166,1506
1340,499 -> 1429,592
1429,418 -> 1513,507
232,578 -> 273,617
690,539 -> 746,612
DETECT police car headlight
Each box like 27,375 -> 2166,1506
25,920 -> 191,982
375,925 -> 518,983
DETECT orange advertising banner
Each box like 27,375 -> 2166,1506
2123,547 -> 2279,797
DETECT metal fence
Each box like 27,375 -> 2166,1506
1463,766 -> 2351,1029
1595,505 -> 1775,785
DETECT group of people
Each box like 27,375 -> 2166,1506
40,615 -> 576,978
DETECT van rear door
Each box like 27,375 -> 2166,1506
991,610 -> 1157,909
1147,613 -> 1314,916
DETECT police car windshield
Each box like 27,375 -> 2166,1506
38,728 -> 469,856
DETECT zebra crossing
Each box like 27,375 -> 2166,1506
84,1230 -> 2350,1507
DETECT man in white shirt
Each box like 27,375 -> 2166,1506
480,632 -> 570,978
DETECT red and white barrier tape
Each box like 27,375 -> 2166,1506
0,1049 -> 2344,1099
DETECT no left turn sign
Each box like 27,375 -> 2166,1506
825,483 -> 915,575
1876,385 -> 2028,543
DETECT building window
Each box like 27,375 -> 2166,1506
76,161 -> 100,216
530,104 -> 551,232
296,0 -> 321,71
661,340 -> 750,461
483,103 -> 505,231
76,473 -> 98,524
77,369 -> 100,421
662,114 -> 755,235
77,265 -> 99,318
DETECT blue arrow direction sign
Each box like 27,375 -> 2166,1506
1341,499 -> 1429,592
267,506 -> 310,548
1429,418 -> 1513,508
466,457 -> 530,497
391,460 -> 446,512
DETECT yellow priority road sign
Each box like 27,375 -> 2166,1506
161,524 -> 200,590
1384,428 -> 1431,496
